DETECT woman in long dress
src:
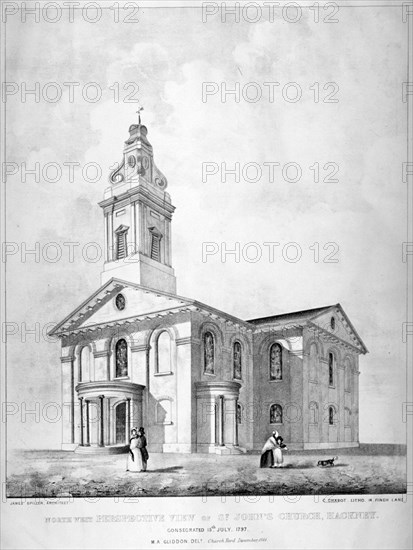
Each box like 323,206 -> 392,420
126,428 -> 143,472
273,435 -> 288,468
260,431 -> 279,468
137,427 -> 149,472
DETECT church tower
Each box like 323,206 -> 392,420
99,110 -> 177,294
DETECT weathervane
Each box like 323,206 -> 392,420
136,105 -> 144,125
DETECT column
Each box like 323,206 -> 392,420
104,214 -> 108,262
355,370 -> 360,443
234,397 -> 239,446
210,397 -> 217,446
338,363 -> 345,443
126,398 -> 131,444
165,219 -> 170,266
106,352 -> 111,381
130,202 -> 136,254
79,397 -> 84,446
108,211 -> 114,261
70,359 -> 75,444
137,203 -> 144,254
224,396 -> 237,446
61,356 -> 75,448
219,395 -> 225,446
85,400 -> 90,446
319,357 -> 328,443
99,395 -> 105,447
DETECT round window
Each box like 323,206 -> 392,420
115,293 -> 126,311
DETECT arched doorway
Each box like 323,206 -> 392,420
115,402 -> 127,444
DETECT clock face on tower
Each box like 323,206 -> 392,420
115,293 -> 126,311
137,155 -> 150,176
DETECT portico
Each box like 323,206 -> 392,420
195,381 -> 244,454
75,381 -> 144,454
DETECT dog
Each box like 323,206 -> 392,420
317,456 -> 338,467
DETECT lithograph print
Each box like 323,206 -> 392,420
1,1 -> 411,549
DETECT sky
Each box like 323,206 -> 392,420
3,4 -> 408,448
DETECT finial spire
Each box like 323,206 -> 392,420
136,105 -> 144,125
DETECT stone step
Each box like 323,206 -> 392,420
215,446 -> 247,455
75,445 -> 128,455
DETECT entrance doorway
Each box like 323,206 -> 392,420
115,402 -> 126,444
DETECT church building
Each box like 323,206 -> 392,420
50,115 -> 368,454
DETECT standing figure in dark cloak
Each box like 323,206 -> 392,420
137,427 -> 149,472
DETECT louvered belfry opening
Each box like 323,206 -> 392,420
148,226 -> 162,263
117,232 -> 127,259
114,225 -> 129,260
151,234 -> 160,261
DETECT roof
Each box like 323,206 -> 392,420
247,305 -> 335,325
49,284 -> 367,354
248,303 -> 368,354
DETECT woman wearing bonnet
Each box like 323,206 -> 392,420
260,431 -> 279,468
126,427 -> 144,472
260,430 -> 288,468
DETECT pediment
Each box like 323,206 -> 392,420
308,305 -> 367,354
114,224 -> 129,233
49,278 -> 193,336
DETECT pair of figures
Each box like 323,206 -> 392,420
260,430 -> 288,468
127,427 -> 149,472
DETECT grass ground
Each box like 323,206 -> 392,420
6,444 -> 406,498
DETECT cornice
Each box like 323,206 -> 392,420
99,186 -> 175,216
307,321 -> 364,355
176,336 -> 192,346
93,350 -> 110,358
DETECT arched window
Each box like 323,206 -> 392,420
115,339 -> 128,378
309,402 -> 319,424
270,404 -> 283,424
328,405 -> 335,426
309,343 -> 318,381
233,341 -> 242,380
328,352 -> 335,386
156,331 -> 172,374
269,343 -> 283,380
156,399 -> 173,425
237,403 -> 242,425
79,346 -> 91,382
204,332 -> 215,374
